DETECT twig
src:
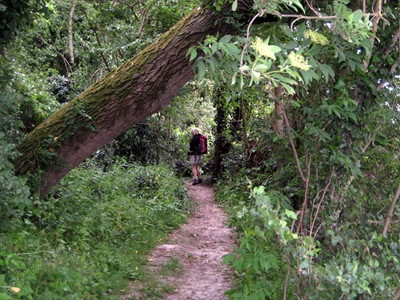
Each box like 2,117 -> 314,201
392,287 -> 400,300
297,155 -> 311,235
282,105 -> 306,183
270,12 -> 337,30
312,222 -> 323,240
240,10 -> 266,71
305,0 -> 321,18
283,254 -> 291,300
271,12 -> 337,20
368,219 -> 400,225
310,170 -> 333,235
383,179 -> 400,237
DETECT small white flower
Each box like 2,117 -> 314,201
251,37 -> 280,60
288,52 -> 311,71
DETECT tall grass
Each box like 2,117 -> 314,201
0,162 -> 192,299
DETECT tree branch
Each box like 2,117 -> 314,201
383,179 -> 400,237
391,287 -> 400,300
310,170 -> 333,235
282,104 -> 306,183
368,219 -> 400,225
296,155 -> 312,235
68,0 -> 76,65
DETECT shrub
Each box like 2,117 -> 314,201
0,162 -> 192,299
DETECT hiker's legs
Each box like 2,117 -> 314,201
191,164 -> 199,185
190,155 -> 202,184
195,165 -> 201,178
192,164 -> 198,179
196,165 -> 202,183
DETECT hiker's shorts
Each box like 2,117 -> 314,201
190,155 -> 202,165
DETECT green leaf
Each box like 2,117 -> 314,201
187,48 -> 197,61
280,82 -> 295,94
211,43 -> 218,54
291,0 -> 305,13
196,60 -> 206,80
253,64 -> 270,72
269,45 -> 281,53
300,69 -> 320,84
376,132 -> 388,145
291,100 -> 301,108
219,35 -> 232,43
231,73 -> 237,85
225,43 -> 241,56
222,254 -> 234,264
319,63 -> 335,83
352,10 -> 363,22
0,293 -> 13,300
332,106 -> 342,118
335,79 -> 346,89
239,65 -> 250,74
232,0 -> 238,11
285,209 -> 297,219
347,112 -> 357,123
271,73 -> 296,85
347,58 -> 356,71
206,58 -> 216,73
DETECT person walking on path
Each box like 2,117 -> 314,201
188,128 -> 203,185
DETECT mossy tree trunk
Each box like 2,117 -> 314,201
15,4 -> 241,197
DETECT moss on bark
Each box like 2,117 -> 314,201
15,3 -> 243,197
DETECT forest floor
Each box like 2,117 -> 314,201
121,181 -> 236,300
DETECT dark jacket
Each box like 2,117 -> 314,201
188,134 -> 201,155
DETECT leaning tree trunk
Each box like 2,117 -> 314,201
16,3 -> 249,197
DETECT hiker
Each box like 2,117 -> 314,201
188,128 -> 203,185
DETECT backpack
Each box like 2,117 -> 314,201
198,134 -> 208,154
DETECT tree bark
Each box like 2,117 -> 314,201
211,87 -> 231,181
273,85 -> 285,135
16,4 -> 241,197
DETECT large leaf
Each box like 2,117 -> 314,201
319,63 -> 335,83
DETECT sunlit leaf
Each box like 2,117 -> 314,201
232,0 -> 238,11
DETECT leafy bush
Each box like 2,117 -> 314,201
0,87 -> 31,231
0,162 -> 192,299
217,179 -> 400,299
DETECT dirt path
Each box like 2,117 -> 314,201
122,181 -> 235,299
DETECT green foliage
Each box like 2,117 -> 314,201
217,178 -> 400,299
0,0 -> 49,53
0,162 -> 192,299
1,0 -> 399,299
188,34 -> 306,94
0,87 -> 31,231
212,0 -> 399,291
222,187 -> 296,299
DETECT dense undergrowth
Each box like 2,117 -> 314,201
216,144 -> 400,300
0,162 -> 193,299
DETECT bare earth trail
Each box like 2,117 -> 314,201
122,181 -> 235,299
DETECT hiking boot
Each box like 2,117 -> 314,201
198,178 -> 203,184
192,178 -> 199,185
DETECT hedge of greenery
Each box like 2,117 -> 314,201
216,166 -> 400,300
0,162 -> 193,299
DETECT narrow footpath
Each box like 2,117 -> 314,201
122,181 -> 235,299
